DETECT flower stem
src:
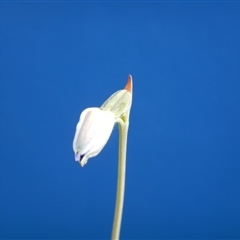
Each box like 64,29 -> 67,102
111,115 -> 129,240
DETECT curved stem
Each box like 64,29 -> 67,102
111,116 -> 129,240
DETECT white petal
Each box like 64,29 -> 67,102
73,108 -> 115,166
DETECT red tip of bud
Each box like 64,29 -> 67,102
124,75 -> 133,93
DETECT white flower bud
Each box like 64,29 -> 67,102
73,75 -> 133,167
73,107 -> 115,167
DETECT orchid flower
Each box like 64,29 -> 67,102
73,75 -> 133,240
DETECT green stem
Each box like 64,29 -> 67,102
111,115 -> 129,240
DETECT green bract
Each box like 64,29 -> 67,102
100,89 -> 132,120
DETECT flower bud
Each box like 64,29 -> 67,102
73,75 -> 133,166
73,107 -> 115,167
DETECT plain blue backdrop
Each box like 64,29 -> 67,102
0,1 -> 240,239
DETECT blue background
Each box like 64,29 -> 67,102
0,2 -> 240,239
